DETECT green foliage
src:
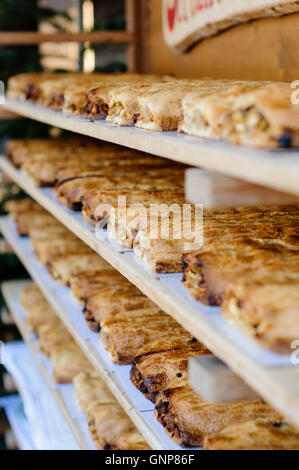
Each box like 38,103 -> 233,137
0,119 -> 51,153
0,254 -> 28,280
0,0 -> 38,32
0,119 -> 50,141
0,0 -> 71,32
93,16 -> 125,32
0,47 -> 42,85
0,183 -> 25,216
95,62 -> 127,73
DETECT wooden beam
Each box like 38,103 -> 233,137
126,0 -> 143,72
0,109 -> 20,120
0,31 -> 133,46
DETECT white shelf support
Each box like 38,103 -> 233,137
189,355 -> 260,403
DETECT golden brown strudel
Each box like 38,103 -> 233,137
69,270 -> 127,305
203,418 -> 299,450
182,239 -> 299,305
221,83 -> 299,148
72,369 -> 115,414
51,341 -> 91,384
100,309 -> 196,364
130,344 -> 210,402
48,253 -> 112,285
222,272 -> 299,354
83,284 -> 156,332
155,386 -> 281,447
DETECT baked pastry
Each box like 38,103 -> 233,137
7,72 -> 62,101
87,401 -> 136,450
32,236 -> 92,266
5,199 -> 48,236
20,284 -> 45,311
133,224 -> 194,274
100,309 -> 196,364
222,272 -> 299,354
17,137 -> 115,182
55,155 -> 174,186
83,74 -> 164,120
16,210 -> 52,237
203,419 -> 299,450
182,239 -> 299,306
38,320 -> 73,357
179,82 -> 265,138
108,192 -> 186,248
72,369 -> 147,449
27,213 -> 68,240
134,204 -> 299,273
4,197 -> 37,216
106,83 -> 163,126
155,386 -> 282,447
28,222 -> 70,241
25,300 -> 58,334
221,83 -> 299,148
63,73 -> 145,117
5,139 -> 48,168
69,269 -> 127,305
50,341 -> 91,383
63,84 -> 100,117
56,174 -> 140,211
22,150 -> 169,187
21,154 -> 104,187
83,284 -> 156,332
130,343 -> 210,402
135,80 -> 218,132
84,83 -> 130,120
81,186 -> 184,227
116,430 -> 151,450
5,137 -> 93,168
48,253 -> 112,285
37,73 -> 106,109
72,369 -> 115,414
55,167 -> 184,211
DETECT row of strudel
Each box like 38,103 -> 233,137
73,370 -> 149,450
5,138 -> 186,244
63,268 -> 299,448
20,283 -> 90,382
6,137 -> 183,188
20,283 -> 148,450
7,72 -> 167,110
8,73 -> 299,148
